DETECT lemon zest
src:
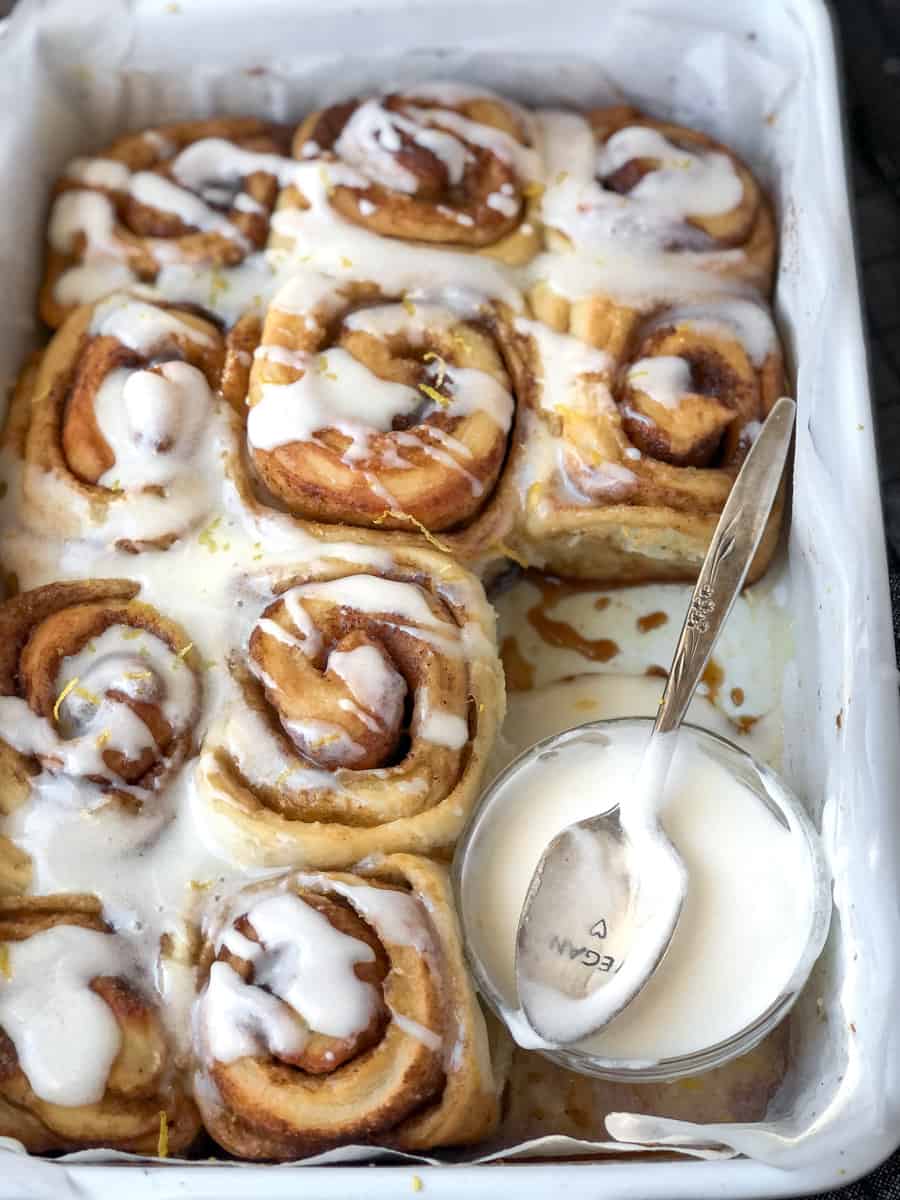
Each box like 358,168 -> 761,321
157,1111 -> 169,1159
418,382 -> 450,408
121,629 -> 142,640
523,181 -> 545,199
199,517 -> 222,553
95,729 -> 112,749
554,170 -> 569,186
53,677 -> 80,723
422,352 -> 447,389
0,945 -> 11,981
411,1176 -> 424,1193
340,256 -> 353,268
373,510 -> 452,553
125,670 -> 152,681
402,297 -> 416,317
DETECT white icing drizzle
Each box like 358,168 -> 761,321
596,126 -> 743,217
210,891 -> 379,1055
329,643 -> 406,731
0,624 -> 196,787
89,292 -> 214,350
94,362 -> 214,489
419,687 -> 469,749
390,1009 -> 442,1051
248,290 -> 513,466
0,925 -> 126,1106
646,297 -> 776,366
626,356 -> 693,409
515,316 -> 613,414
64,158 -> 132,191
539,111 -> 744,256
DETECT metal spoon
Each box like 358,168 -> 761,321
514,396 -> 797,1046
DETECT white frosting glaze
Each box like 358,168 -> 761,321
0,925 -> 126,1106
626,356 -> 692,409
539,111 -> 745,257
93,362 -> 214,489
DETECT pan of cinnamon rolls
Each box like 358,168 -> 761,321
0,81 -> 788,1163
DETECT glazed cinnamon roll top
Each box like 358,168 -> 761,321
41,118 -> 293,327
242,272 -> 520,541
193,856 -> 500,1159
10,292 -> 247,550
0,580 -> 202,797
539,105 -> 775,289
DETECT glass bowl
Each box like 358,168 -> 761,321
452,717 -> 832,1082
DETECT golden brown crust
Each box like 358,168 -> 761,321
0,895 -> 199,1155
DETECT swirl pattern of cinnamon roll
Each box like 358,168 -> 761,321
239,270 -> 526,559
275,83 -> 542,264
511,294 -> 785,581
0,580 -> 202,802
198,549 -> 503,868
539,105 -> 776,291
0,894 -> 198,1154
7,292 -> 246,550
193,855 -> 500,1159
40,118 -> 293,328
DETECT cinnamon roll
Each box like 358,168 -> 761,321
274,83 -> 542,265
0,894 -> 198,1154
40,118 -> 293,328
0,580 -> 202,803
511,294 -> 786,581
238,270 -> 528,561
197,548 -> 502,868
538,105 -> 775,291
193,855 -> 500,1158
8,292 -> 246,550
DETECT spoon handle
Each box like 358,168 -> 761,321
654,396 -> 797,736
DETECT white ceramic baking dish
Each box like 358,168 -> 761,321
0,0 -> 898,1195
